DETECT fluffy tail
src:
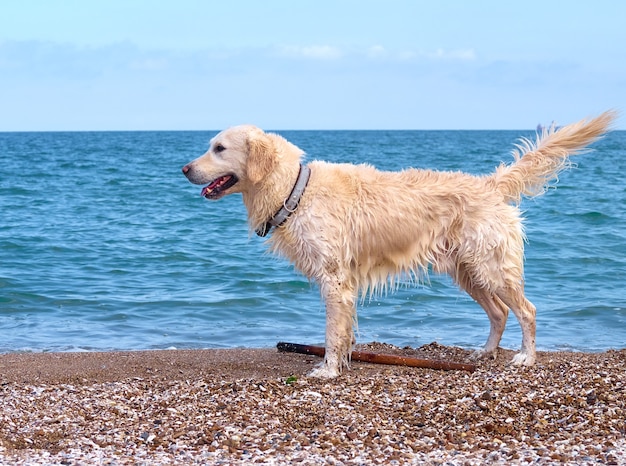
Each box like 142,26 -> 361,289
490,110 -> 617,204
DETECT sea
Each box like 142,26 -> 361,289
1,129 -> 625,354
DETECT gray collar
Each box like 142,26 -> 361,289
256,164 -> 311,237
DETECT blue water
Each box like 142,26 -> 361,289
1,130 -> 625,353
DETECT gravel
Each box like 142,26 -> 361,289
1,342 -> 625,465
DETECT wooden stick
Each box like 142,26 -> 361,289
277,342 -> 476,372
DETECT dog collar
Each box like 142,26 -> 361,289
256,164 -> 311,237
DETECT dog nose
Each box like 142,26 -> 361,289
182,165 -> 190,174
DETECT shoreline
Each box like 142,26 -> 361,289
1,343 -> 625,464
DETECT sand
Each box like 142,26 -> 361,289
1,342 -> 625,465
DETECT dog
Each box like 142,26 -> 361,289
182,111 -> 615,378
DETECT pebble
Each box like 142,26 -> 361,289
0,343 -> 625,465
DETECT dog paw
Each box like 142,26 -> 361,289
470,348 -> 497,361
307,363 -> 341,379
510,352 -> 536,366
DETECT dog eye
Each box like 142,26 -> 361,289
214,144 -> 226,153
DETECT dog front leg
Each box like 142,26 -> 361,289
308,279 -> 356,378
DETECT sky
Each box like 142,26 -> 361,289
0,1 -> 624,131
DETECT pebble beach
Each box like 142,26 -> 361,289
1,343 -> 625,465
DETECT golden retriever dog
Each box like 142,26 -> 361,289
182,111 -> 615,378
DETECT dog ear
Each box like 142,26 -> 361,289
247,131 -> 276,184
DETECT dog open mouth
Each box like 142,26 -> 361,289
201,174 -> 239,199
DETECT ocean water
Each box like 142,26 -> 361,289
1,129 -> 625,354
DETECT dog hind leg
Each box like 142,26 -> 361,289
468,286 -> 510,360
495,285 -> 537,366
454,264 -> 510,360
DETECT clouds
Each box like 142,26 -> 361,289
277,45 -> 343,60
272,43 -> 477,64
0,40 -> 143,81
0,38 -> 481,88
0,35 -> 618,131
365,45 -> 476,62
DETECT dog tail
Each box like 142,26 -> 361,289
490,110 -> 617,204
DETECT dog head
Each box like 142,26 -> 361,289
182,125 -> 303,200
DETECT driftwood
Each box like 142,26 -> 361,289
277,342 -> 476,372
